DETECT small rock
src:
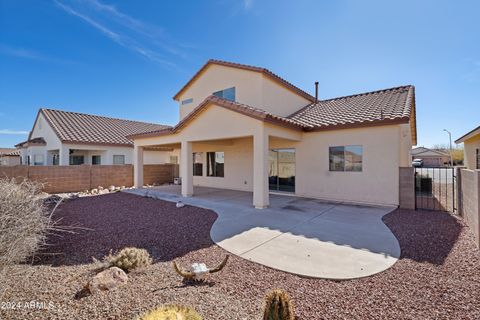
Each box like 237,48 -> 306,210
120,186 -> 126,190
91,188 -> 98,194
98,186 -> 104,190
176,201 -> 185,208
108,185 -> 115,191
88,267 -> 128,294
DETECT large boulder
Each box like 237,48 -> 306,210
88,267 -> 128,294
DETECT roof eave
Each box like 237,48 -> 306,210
61,140 -> 134,148
173,60 -> 315,102
304,117 -> 411,133
455,125 -> 480,144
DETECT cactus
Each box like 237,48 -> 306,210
104,247 -> 152,272
263,289 -> 295,320
138,304 -> 202,320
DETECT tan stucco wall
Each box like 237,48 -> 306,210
261,74 -> 312,117
294,125 -> 402,206
191,138 -> 253,191
176,64 -> 311,119
464,135 -> 480,170
399,123 -> 413,167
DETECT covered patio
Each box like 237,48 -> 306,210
125,185 -> 401,279
131,96 -> 304,209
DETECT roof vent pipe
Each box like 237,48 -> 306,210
314,81 -> 319,103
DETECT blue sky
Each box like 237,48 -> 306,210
0,0 -> 479,148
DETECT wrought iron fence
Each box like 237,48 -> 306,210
414,167 -> 456,212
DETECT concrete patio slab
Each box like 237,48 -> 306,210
124,186 -> 400,279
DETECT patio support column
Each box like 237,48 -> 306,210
180,140 -> 193,197
59,146 -> 69,166
253,129 -> 269,209
133,145 -> 144,188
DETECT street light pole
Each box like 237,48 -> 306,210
443,129 -> 453,166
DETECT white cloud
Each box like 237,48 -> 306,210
0,129 -> 29,135
0,45 -> 41,60
243,0 -> 254,10
54,0 -> 187,68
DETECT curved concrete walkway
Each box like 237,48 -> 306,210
125,186 -> 401,280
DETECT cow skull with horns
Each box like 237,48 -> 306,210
173,255 -> 229,281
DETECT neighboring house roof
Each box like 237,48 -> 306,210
129,95 -> 305,139
0,148 -> 20,156
173,59 -> 316,102
27,109 -> 171,147
455,125 -> 480,143
15,137 -> 47,148
288,85 -> 415,131
411,147 -> 449,157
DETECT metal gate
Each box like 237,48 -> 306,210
415,167 -> 456,212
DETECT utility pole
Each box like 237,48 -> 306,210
443,129 -> 453,166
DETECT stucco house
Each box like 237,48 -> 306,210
130,60 -> 417,208
411,146 -> 450,167
16,108 -> 175,166
455,125 -> 480,170
0,148 -> 21,166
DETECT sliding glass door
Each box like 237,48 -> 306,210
269,149 -> 295,192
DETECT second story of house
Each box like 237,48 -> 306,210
173,60 -> 316,120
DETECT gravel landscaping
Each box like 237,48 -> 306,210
1,192 -> 479,319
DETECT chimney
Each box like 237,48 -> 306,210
314,81 -> 319,103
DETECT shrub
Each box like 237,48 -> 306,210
104,247 -> 152,272
0,178 -> 54,296
138,305 -> 202,320
263,289 -> 295,320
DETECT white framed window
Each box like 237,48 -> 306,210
52,154 -> 59,165
213,87 -> 235,101
113,155 -> 125,165
329,146 -> 363,172
92,155 -> 101,165
69,155 -> 84,165
193,152 -> 203,176
207,152 -> 224,177
33,154 -> 44,166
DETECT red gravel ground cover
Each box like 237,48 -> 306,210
1,192 -> 479,320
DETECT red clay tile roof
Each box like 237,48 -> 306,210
288,85 -> 415,131
173,59 -> 315,102
39,109 -> 171,147
129,95 -> 305,139
0,148 -> 20,156
131,86 -> 417,141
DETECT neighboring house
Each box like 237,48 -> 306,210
0,148 -> 21,166
411,146 -> 450,167
455,125 -> 480,170
129,59 -> 417,208
16,109 -> 176,166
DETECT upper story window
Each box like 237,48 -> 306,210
329,146 -> 363,172
213,87 -> 235,102
181,98 -> 193,105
